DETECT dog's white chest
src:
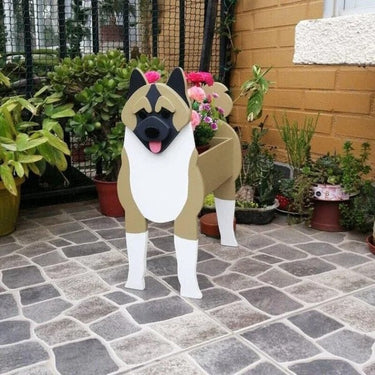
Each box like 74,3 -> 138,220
124,126 -> 195,223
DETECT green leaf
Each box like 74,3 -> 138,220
42,130 -> 70,155
17,135 -> 47,151
9,161 -> 24,177
0,164 -> 17,195
18,154 -> 43,163
246,91 -> 264,122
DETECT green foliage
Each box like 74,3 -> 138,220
193,123 -> 215,147
275,113 -> 318,170
238,65 -> 272,122
0,95 -> 72,195
45,50 -> 167,180
340,181 -> 375,233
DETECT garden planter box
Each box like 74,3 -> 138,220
235,199 -> 279,225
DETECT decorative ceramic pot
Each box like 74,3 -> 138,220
310,198 -> 348,232
94,178 -> 125,217
235,199 -> 279,225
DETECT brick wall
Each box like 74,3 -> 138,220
230,0 -> 375,176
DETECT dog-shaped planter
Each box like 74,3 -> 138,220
118,68 -> 241,298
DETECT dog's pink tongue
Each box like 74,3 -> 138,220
149,141 -> 162,153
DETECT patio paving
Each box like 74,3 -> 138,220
1,200 -> 375,374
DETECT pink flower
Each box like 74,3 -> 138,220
191,110 -> 201,129
144,71 -> 160,83
186,71 -> 205,85
200,72 -> 214,86
188,86 -> 206,103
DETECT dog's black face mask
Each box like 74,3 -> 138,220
124,68 -> 191,154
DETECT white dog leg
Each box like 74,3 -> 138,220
174,235 -> 202,299
125,231 -> 148,290
214,197 -> 238,247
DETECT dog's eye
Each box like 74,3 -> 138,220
137,109 -> 148,120
160,107 -> 172,119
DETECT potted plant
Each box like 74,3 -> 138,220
46,50 -> 167,216
234,124 -> 279,224
307,141 -> 371,231
0,95 -> 71,236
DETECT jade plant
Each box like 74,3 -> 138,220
45,50 -> 167,181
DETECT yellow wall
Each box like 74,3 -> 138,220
230,0 -> 375,175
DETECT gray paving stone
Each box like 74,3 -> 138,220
54,338 -> 118,375
321,297 -> 375,332
96,228 -> 125,240
60,229 -> 99,244
340,240 -> 369,254
195,287 -> 240,310
97,265 -> 127,285
2,266 -> 45,288
108,238 -> 126,250
56,273 -> 110,300
0,242 -> 22,257
23,298 -> 72,323
0,293 -> 19,319
163,274 -> 213,292
289,359 -> 361,375
197,249 -> 215,262
213,272 -> 261,291
67,296 -> 118,323
34,213 -> 73,226
9,363 -> 54,375
48,222 -> 84,235
90,311 -> 140,340
318,329 -> 375,363
122,276 -> 170,300
71,209 -> 101,220
48,238 -> 71,247
364,362 -> 375,375
127,296 -> 193,324
76,250 -> 125,270
200,243 -> 251,262
253,254 -> 283,264
14,229 -> 54,245
44,261 -> 87,279
0,341 -> 49,374
20,284 -> 60,305
279,257 -> 336,277
285,281 -> 339,303
147,255 -> 177,276
237,233 -> 275,250
266,228 -> 312,244
82,217 -> 120,230
240,286 -> 302,315
131,355 -> 203,375
323,252 -> 370,267
210,301 -> 269,331
354,287 -> 375,306
152,311 -> 226,348
197,259 -> 231,276
352,262 -> 375,280
257,268 -> 301,288
0,235 -> 16,246
309,269 -> 373,292
150,236 -> 177,252
16,242 -> 55,258
260,244 -> 308,260
0,320 -> 30,344
288,310 -> 343,338
296,242 -> 341,256
189,337 -> 259,375
35,318 -> 90,345
0,255 -> 29,270
111,330 -> 175,365
104,291 -> 136,305
243,362 -> 287,375
242,322 -> 321,362
32,251 -> 68,266
62,241 -> 111,257
313,231 -> 346,243
230,258 -> 271,276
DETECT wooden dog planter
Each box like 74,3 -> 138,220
117,68 -> 241,298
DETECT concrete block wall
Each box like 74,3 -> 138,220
230,0 -> 375,175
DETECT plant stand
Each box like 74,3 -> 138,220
310,199 -> 347,232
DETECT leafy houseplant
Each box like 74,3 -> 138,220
0,95 -> 72,235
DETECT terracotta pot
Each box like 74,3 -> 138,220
196,144 -> 210,154
310,199 -> 348,232
0,177 -> 24,236
94,178 -> 125,217
366,235 -> 375,255
199,212 -> 236,238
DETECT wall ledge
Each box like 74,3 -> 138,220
293,14 -> 375,66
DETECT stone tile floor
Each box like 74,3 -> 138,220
1,200 -> 375,374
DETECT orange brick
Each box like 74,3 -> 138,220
242,0 -> 278,12
253,4 -> 308,29
236,50 -> 254,68
278,27 -> 296,47
307,1 -> 324,18
252,48 -> 295,68
234,13 -> 254,32
311,135 -> 345,156
265,89 -> 304,109
337,68 -> 375,91
277,68 -> 336,89
334,115 -> 375,139
304,91 -> 371,114
241,30 -> 278,49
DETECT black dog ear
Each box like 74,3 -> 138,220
127,68 -> 148,98
166,68 -> 190,107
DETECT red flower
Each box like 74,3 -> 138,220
144,71 -> 161,84
186,71 -> 214,86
